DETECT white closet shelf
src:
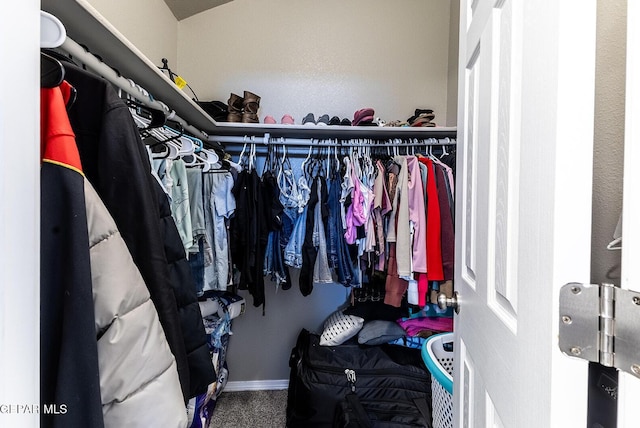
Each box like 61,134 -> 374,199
41,0 -> 457,141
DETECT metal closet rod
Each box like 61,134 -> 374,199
211,133 -> 457,147
60,37 -> 212,143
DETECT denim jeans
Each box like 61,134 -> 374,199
284,206 -> 307,268
188,238 -> 205,296
328,177 -> 358,287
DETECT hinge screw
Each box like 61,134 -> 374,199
631,364 -> 640,376
570,346 -> 582,356
571,286 -> 581,295
562,315 -> 572,324
633,297 -> 640,306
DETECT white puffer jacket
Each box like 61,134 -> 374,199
84,178 -> 187,428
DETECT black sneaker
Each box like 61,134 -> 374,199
302,113 -> 316,125
329,116 -> 341,126
317,114 -> 330,126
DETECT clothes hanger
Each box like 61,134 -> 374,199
40,12 -> 66,88
301,144 -> 313,174
237,135 -> 249,168
440,138 -> 450,157
606,237 -> 622,251
183,149 -> 218,172
248,136 -> 257,171
261,141 -> 274,177
40,11 -> 66,49
41,52 -> 65,88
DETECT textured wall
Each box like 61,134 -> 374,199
177,0 -> 452,126
446,0 -> 460,126
591,0 -> 626,284
86,0 -> 179,68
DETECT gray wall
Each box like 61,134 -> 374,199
590,0 -> 626,284
227,272 -> 351,382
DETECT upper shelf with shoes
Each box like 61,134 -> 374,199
42,0 -> 456,141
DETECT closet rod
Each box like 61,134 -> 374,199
59,37 -> 212,144
212,133 -> 457,147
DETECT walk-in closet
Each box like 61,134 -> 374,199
1,0 -> 634,427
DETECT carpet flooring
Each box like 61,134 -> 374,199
209,389 -> 288,427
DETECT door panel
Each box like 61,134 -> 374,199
455,0 -> 597,426
486,0 -> 520,331
618,1 -> 640,425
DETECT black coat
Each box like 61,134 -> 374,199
154,179 -> 215,396
40,86 -> 103,428
64,63 -> 213,400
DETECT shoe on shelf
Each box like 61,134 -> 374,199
226,92 -> 244,122
410,113 -> 436,127
407,109 -> 435,124
353,108 -> 375,126
281,114 -> 295,125
329,116 -> 341,126
242,112 -> 259,123
317,114 -> 330,126
340,118 -> 352,126
242,90 -> 261,123
264,115 -> 277,124
302,113 -> 316,125
243,90 -> 261,113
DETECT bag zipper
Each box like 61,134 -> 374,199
307,362 -> 430,382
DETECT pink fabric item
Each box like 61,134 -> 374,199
264,115 -> 277,124
406,156 -> 427,273
417,273 -> 429,307
344,204 -> 357,245
350,167 -> 367,227
398,316 -> 453,335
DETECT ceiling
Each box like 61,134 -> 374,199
163,0 -> 233,21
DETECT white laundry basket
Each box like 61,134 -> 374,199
422,332 -> 454,428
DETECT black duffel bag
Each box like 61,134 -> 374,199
286,329 -> 432,427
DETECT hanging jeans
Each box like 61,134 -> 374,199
188,237 -> 205,296
263,228 -> 289,288
327,176 -> 357,287
313,178 -> 333,284
284,206 -> 307,269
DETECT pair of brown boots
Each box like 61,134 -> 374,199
227,90 -> 261,123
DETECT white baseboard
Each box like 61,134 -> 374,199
224,379 -> 289,392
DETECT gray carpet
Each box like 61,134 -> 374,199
209,389 -> 288,427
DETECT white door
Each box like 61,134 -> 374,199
618,1 -> 640,425
454,0 -> 597,426
0,2 -> 40,428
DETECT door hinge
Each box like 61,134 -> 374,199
559,282 -> 640,378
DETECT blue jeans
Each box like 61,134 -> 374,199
284,206 -> 307,268
188,237 -> 205,296
328,177 -> 357,286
